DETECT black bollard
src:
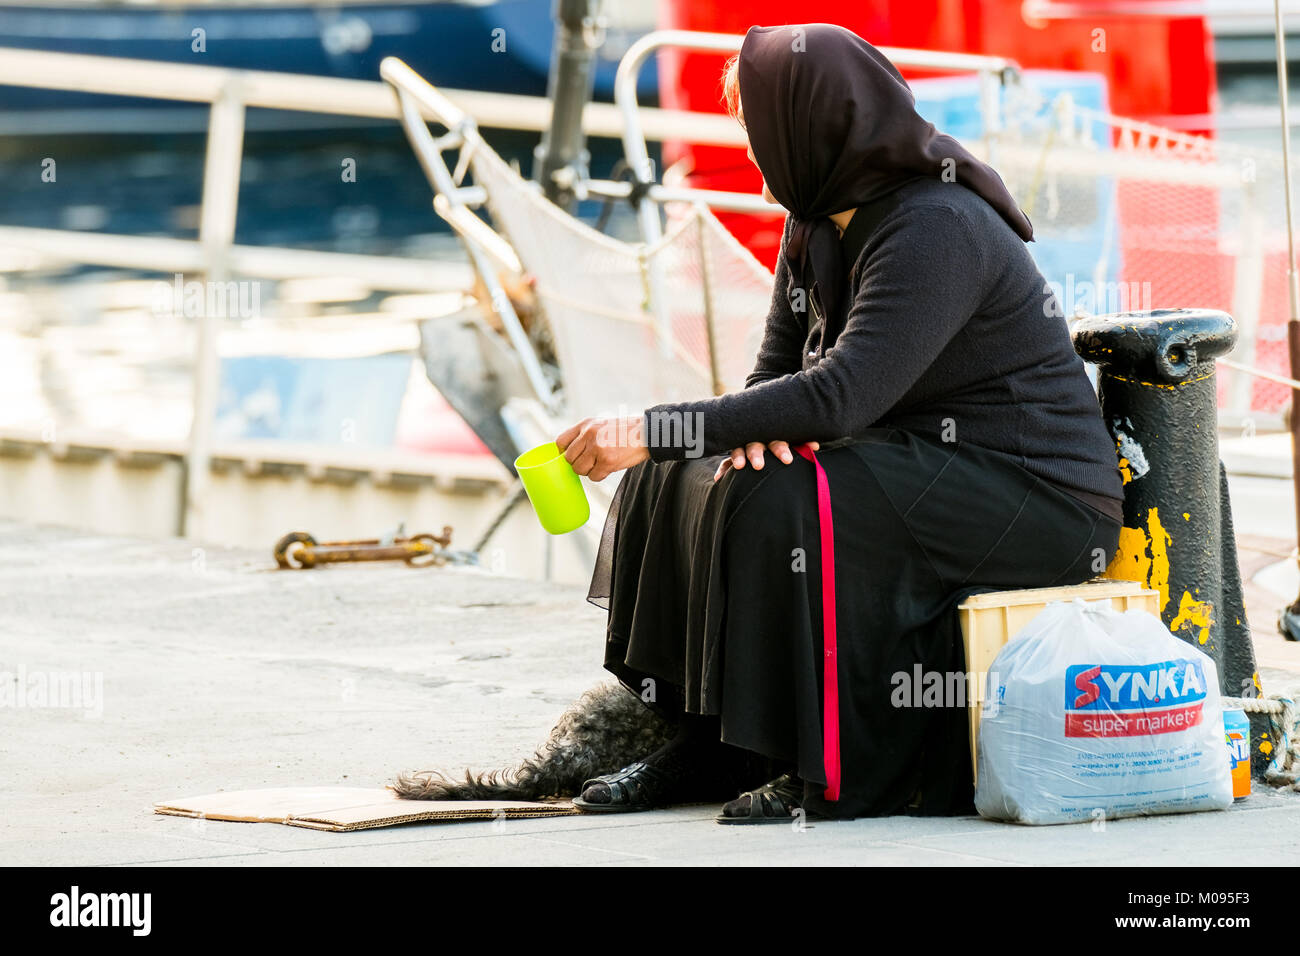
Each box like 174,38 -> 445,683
1073,308 -> 1271,777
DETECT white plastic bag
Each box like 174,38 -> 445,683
975,598 -> 1233,825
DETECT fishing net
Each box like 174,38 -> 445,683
466,140 -> 770,419
988,98 -> 1296,420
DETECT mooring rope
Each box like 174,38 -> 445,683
1221,691 -> 1300,789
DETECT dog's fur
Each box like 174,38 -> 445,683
391,682 -> 674,801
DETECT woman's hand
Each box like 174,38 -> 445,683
556,416 -> 651,482
713,440 -> 819,481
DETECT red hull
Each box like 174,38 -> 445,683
658,0 -> 1216,268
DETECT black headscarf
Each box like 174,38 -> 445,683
738,23 -> 1033,334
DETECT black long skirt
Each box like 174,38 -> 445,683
586,428 -> 1121,819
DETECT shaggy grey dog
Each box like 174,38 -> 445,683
391,682 -> 675,800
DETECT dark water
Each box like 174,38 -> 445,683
0,115 -> 657,255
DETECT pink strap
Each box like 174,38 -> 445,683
795,444 -> 841,801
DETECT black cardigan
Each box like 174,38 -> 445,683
642,176 -> 1125,518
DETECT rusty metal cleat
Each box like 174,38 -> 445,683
273,527 -> 453,569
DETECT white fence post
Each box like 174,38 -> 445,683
183,79 -> 246,538
1230,177 -> 1265,421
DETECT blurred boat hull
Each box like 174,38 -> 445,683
0,0 -> 658,132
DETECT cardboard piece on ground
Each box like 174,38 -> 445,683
154,787 -> 577,832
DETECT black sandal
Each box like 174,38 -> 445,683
571,761 -> 683,813
715,773 -> 806,825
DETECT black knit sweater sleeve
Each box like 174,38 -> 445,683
743,215 -> 805,389
643,204 -> 988,460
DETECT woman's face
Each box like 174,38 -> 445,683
738,99 -> 779,205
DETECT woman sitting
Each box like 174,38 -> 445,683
555,23 -> 1124,823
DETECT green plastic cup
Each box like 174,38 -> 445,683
515,441 -> 590,535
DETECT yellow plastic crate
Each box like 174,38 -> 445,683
958,579 -> 1161,785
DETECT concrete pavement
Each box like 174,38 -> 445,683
2,517 -> 1298,866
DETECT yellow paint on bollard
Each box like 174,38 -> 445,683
1105,506 -> 1172,613
1116,435 -> 1133,484
1170,590 -> 1214,645
1107,370 -> 1217,390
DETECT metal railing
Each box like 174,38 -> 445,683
383,57 -> 556,411
611,30 -> 1021,250
604,30 -> 1020,356
0,44 -> 762,539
